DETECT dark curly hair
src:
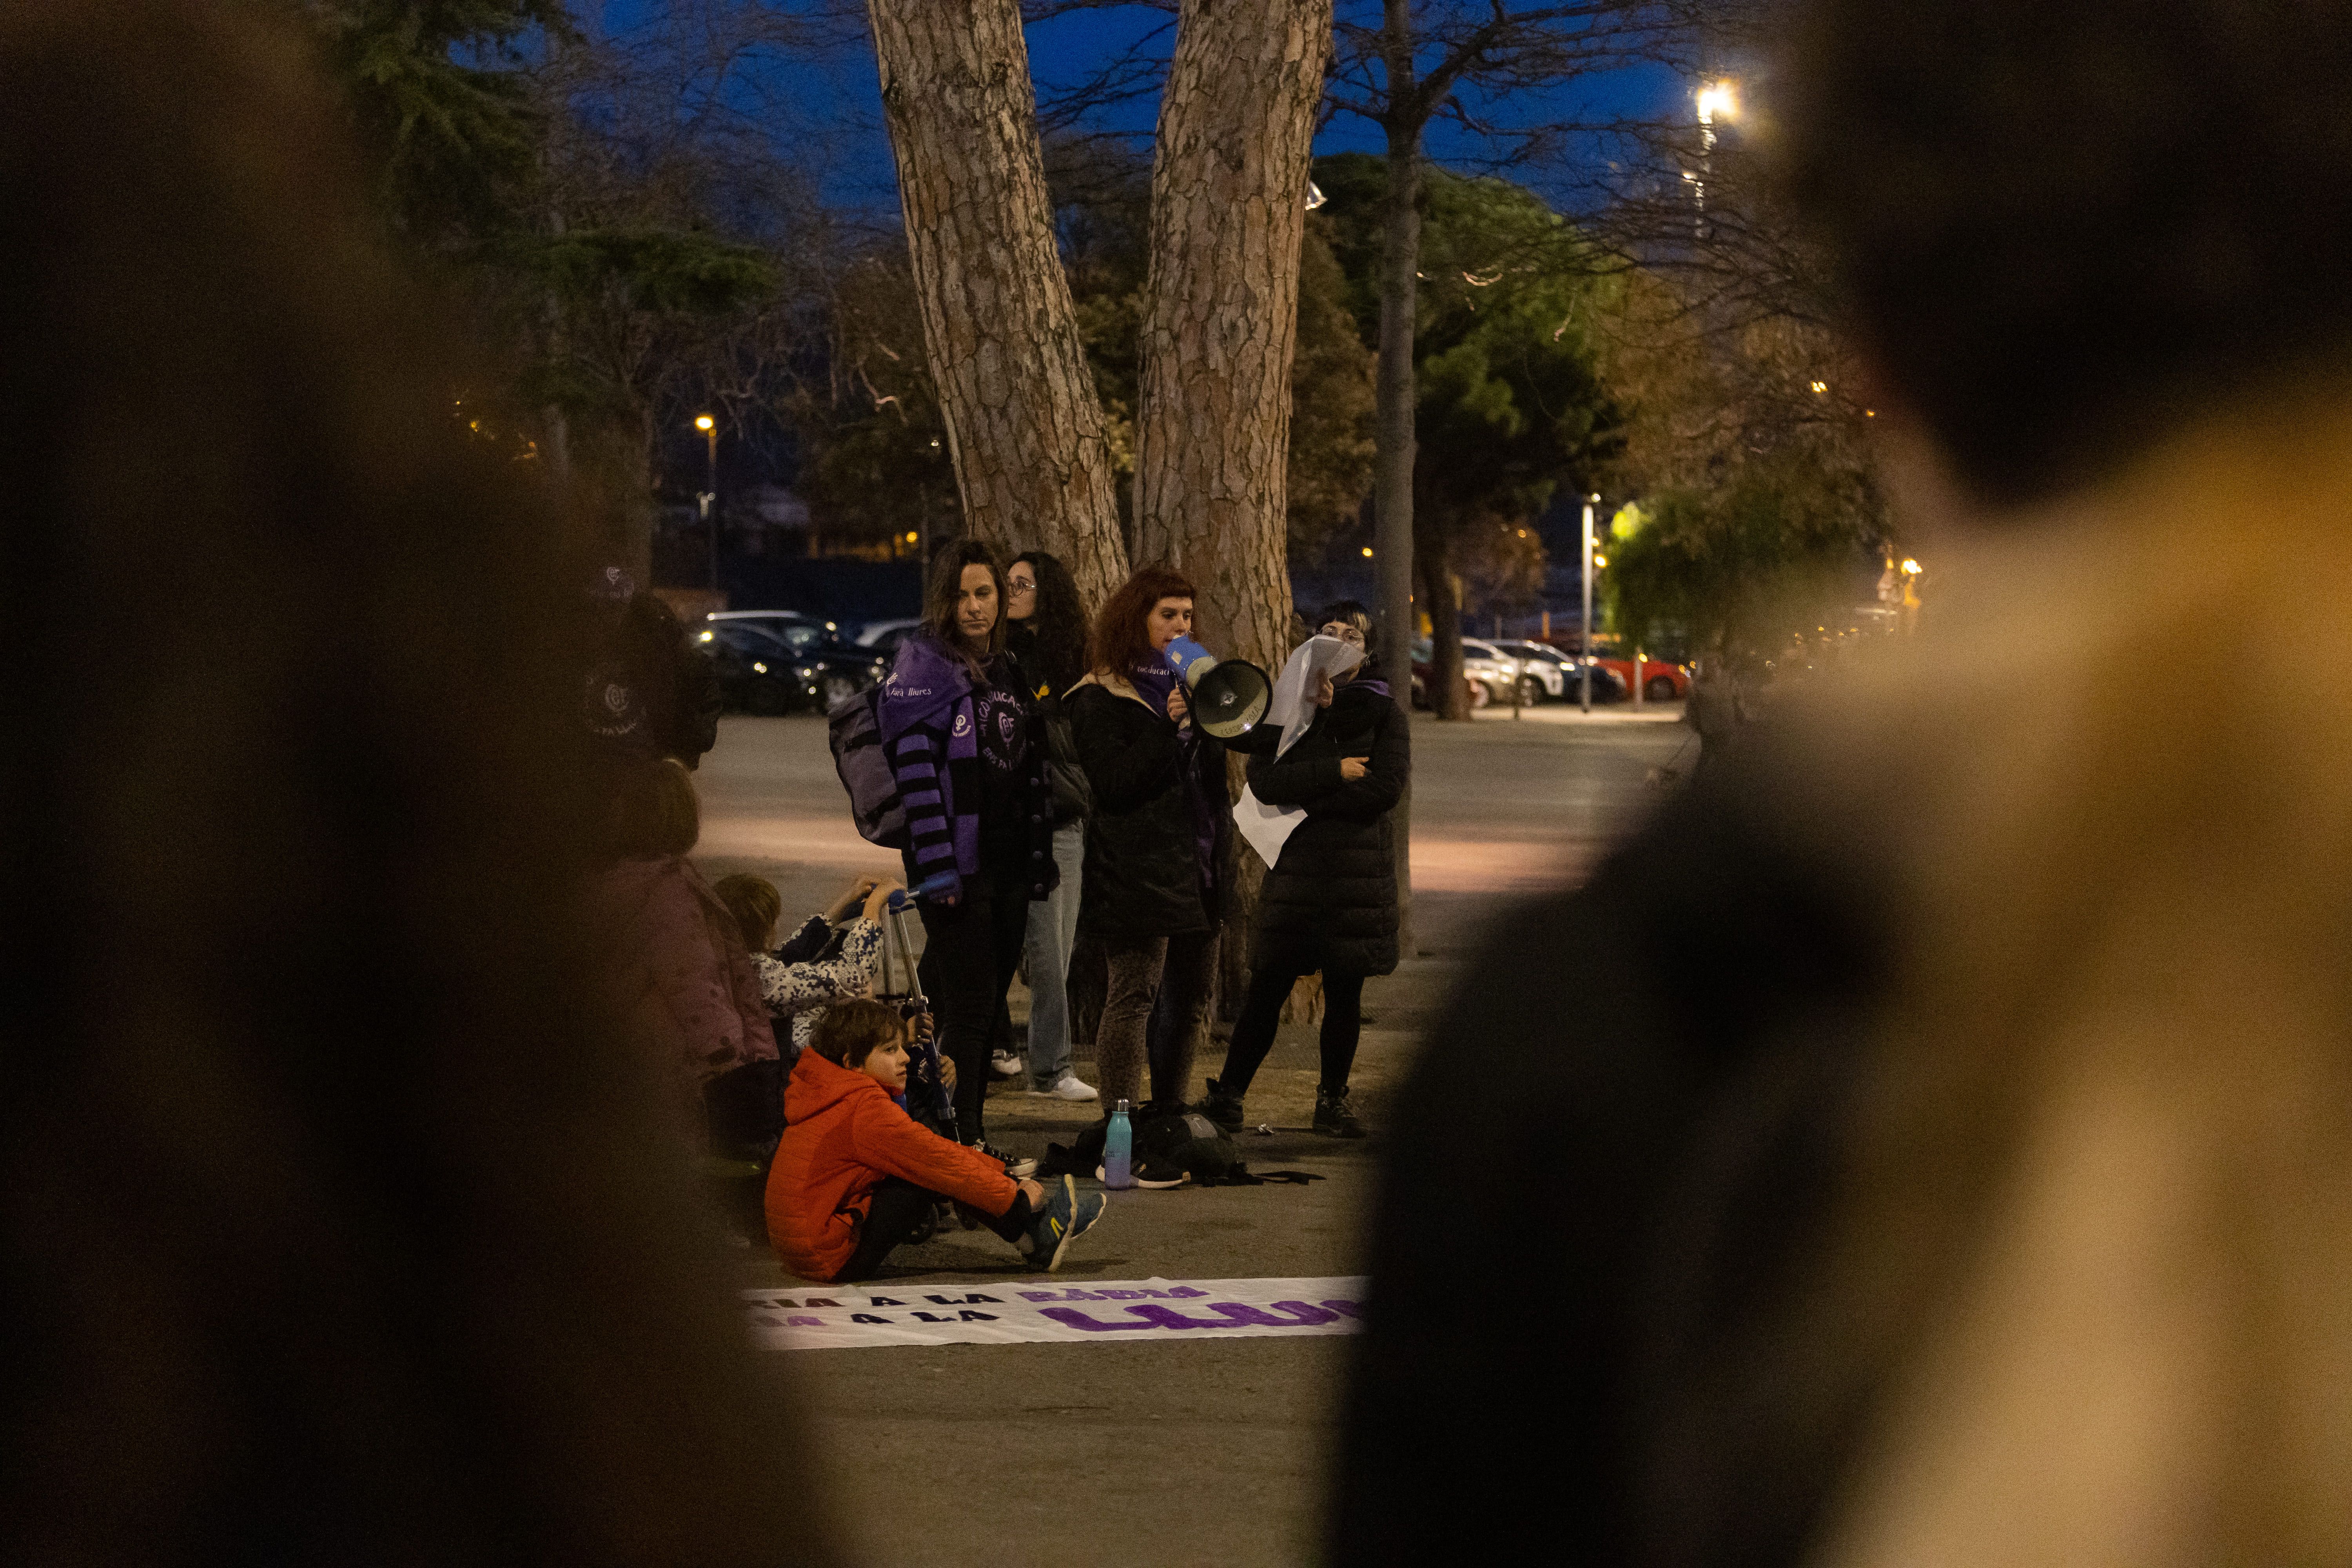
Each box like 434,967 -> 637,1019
1011,549 -> 1089,696
1778,0 -> 2352,505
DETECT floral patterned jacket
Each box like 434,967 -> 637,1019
750,915 -> 884,1054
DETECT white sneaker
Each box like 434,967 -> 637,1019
989,1049 -> 1025,1079
1041,1073 -> 1098,1102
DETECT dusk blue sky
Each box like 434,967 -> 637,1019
659,3 -> 1705,218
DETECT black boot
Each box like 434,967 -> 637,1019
1312,1085 -> 1365,1139
1196,1077 -> 1246,1133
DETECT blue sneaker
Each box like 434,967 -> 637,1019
1024,1173 -> 1106,1273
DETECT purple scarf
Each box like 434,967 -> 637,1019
880,633 -> 981,878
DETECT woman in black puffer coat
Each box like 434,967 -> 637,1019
1066,563 -> 1228,1119
1202,601 -> 1408,1137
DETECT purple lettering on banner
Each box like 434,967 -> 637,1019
1038,1307 -> 1156,1333
805,1298 -> 838,1308
1207,1301 -> 1340,1328
1018,1290 -> 1061,1303
1321,1299 -> 1363,1319
924,1295 -> 956,1305
913,1312 -> 953,1323
1168,1286 -> 1207,1298
1061,1289 -> 1103,1301
1099,1289 -> 1145,1299
965,1294 -> 1001,1303
958,1310 -> 998,1321
1127,1304 -> 1235,1329
866,1297 -> 904,1307
850,1314 -> 892,1325
787,1316 -> 823,1327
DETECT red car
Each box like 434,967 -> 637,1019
1537,639 -> 1690,702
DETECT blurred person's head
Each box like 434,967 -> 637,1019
1092,564 -> 1196,675
0,4 -> 834,1561
604,757 -> 700,860
808,999 -> 908,1091
711,873 -> 781,953
1778,0 -> 2352,508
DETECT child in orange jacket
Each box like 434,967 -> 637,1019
764,1000 -> 1105,1281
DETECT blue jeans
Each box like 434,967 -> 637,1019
1025,822 -> 1086,1087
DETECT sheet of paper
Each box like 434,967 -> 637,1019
1234,782 -> 1305,870
1265,634 -> 1365,759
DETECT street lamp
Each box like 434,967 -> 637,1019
1692,78 -> 1739,238
695,414 -> 718,591
1580,493 -> 1600,712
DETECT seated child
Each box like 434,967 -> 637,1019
765,1000 -> 1104,1281
713,873 -> 894,1056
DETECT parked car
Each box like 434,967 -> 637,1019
1490,640 -> 1628,703
707,610 -> 840,657
1407,638 -> 1551,709
851,617 -> 924,660
695,621 -> 889,714
1535,637 -> 1690,702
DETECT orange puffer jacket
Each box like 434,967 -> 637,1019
764,1049 -> 1018,1281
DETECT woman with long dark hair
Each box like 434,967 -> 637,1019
1002,550 -> 1098,1100
1066,564 -> 1227,1123
1202,601 -> 1407,1137
878,538 -> 1058,1159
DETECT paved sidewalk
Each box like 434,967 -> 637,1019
696,710 -> 1684,1567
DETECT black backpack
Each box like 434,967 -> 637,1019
827,685 -> 908,848
1049,1108 -> 1242,1185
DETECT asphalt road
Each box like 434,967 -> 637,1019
691,702 -> 1689,1568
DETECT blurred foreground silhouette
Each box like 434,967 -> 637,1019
1340,2 -> 2352,1564
0,5 -> 835,1563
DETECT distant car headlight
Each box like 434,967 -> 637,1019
751,661 -> 768,674
797,665 -> 819,680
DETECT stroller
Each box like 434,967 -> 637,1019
876,886 -> 955,1138
874,886 -> 975,1243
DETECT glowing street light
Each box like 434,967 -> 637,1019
695,414 -> 719,590
1692,79 -> 1739,240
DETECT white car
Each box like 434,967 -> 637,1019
851,617 -> 924,659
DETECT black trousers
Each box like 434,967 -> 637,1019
912,858 -> 1031,1144
1214,951 -> 1368,1100
837,1176 -> 1034,1282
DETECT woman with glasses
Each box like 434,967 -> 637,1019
999,550 -> 1098,1100
1200,601 -> 1408,1137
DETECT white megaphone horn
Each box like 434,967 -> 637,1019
1165,635 -> 1272,740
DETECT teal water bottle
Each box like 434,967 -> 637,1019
1103,1099 -> 1134,1190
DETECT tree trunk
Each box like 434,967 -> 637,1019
1375,0 -> 1423,949
1133,0 -> 1331,1022
865,0 -> 1129,605
1416,530 -> 1470,719
1132,0 -> 1329,675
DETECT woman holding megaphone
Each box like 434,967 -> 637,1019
1066,564 -> 1231,1127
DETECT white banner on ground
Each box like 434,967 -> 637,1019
744,1275 -> 1368,1351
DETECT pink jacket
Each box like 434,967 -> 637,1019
593,857 -> 778,1111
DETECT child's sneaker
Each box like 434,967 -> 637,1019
1312,1085 -> 1365,1139
973,1141 -> 1037,1180
1023,1174 -> 1106,1272
1196,1077 -> 1245,1133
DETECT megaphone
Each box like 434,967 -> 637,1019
1166,636 -> 1272,740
